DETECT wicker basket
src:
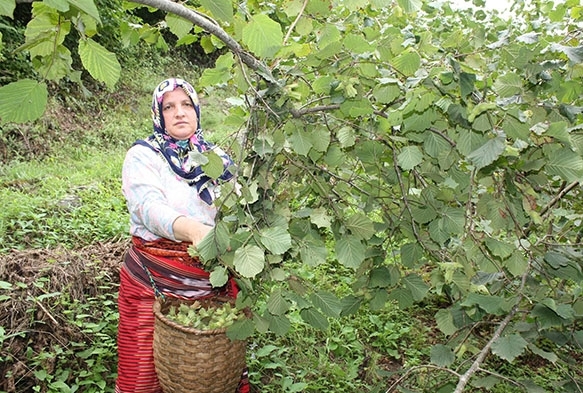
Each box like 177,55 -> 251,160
153,297 -> 247,393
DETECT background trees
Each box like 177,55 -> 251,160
1,0 -> 582,390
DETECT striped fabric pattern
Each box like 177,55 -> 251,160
115,238 -> 249,393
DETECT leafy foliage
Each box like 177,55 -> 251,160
2,0 -> 583,391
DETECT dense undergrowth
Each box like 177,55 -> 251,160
0,52 -> 579,392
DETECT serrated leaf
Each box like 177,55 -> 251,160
491,334 -> 528,362
369,267 -> 394,288
400,242 -> 424,268
392,49 -> 421,77
335,236 -> 365,269
340,295 -> 362,316
430,344 -> 455,367
460,72 -> 476,97
265,312 -> 291,336
166,13 -> 192,39
402,274 -> 429,301
397,0 -> 422,13
289,128 -> 313,156
484,238 -> 514,259
528,343 -> 558,363
493,72 -> 523,97
234,245 -> 265,278
310,291 -> 342,318
260,227 -> 291,255
201,150 -> 226,179
388,287 -> 414,309
200,0 -> 233,24
226,317 -> 254,341
266,290 -> 291,315
435,308 -> 457,336
242,14 -> 282,59
462,293 -> 506,315
78,38 -> 120,90
67,0 -> 100,23
196,221 -> 230,261
397,146 -> 423,170
337,126 -> 356,148
209,266 -> 229,288
346,213 -> 376,240
544,148 -> 583,182
467,134 -> 506,169
0,79 -> 47,123
300,307 -> 329,330
0,0 -> 15,17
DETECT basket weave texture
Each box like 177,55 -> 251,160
153,297 -> 246,393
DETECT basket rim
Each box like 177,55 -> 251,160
153,296 -> 236,336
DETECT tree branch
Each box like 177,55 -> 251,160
127,0 -> 277,84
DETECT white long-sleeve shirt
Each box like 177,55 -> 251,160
121,144 -> 217,241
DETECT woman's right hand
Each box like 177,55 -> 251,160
171,216 -> 213,246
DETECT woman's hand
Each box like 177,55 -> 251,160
171,216 -> 213,246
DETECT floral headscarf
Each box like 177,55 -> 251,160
134,78 -> 234,204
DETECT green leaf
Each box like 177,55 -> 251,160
166,14 -> 193,39
337,126 -> 356,148
493,72 -> 523,97
335,236 -> 366,269
400,242 -> 424,268
310,291 -> 342,318
199,53 -> 234,87
491,334 -> 528,362
265,313 -> 291,336
266,290 -> 291,315
528,343 -> 558,363
226,317 -> 255,341
200,0 -> 233,24
78,38 -> 120,90
459,72 -> 476,97
298,236 -> 327,267
289,128 -> 313,156
430,344 -> 455,367
0,79 -> 48,123
369,266 -> 394,288
242,14 -> 283,59
467,134 -> 506,169
435,308 -> 457,336
544,148 -> 583,182
346,213 -> 376,240
397,0 -> 422,13
209,266 -> 229,287
260,227 -> 291,255
462,293 -> 506,315
392,49 -> 421,77
0,0 -> 15,17
397,146 -> 423,170
202,150 -> 226,179
234,245 -> 265,278
195,221 -> 230,261
402,274 -> 429,301
300,307 -> 329,330
484,238 -> 514,260
388,287 -> 415,309
67,0 -> 101,23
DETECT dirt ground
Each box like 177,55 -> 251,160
0,241 -> 128,392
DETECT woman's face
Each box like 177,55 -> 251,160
162,88 -> 199,140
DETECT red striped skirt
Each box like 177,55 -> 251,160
115,237 -> 249,393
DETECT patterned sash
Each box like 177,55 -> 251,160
123,236 -> 236,299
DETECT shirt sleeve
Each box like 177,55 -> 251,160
121,145 -> 182,241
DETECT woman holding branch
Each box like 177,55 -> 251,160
116,77 -> 248,393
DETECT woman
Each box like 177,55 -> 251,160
117,78 -> 249,392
